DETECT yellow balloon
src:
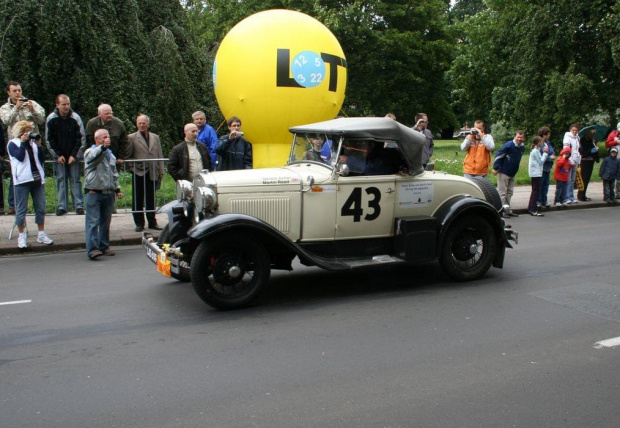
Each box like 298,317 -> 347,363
214,9 -> 347,168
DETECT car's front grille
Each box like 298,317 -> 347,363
229,197 -> 290,233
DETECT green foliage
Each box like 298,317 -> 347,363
447,0 -> 620,139
0,0 -> 211,156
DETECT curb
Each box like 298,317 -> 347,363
0,236 -> 142,257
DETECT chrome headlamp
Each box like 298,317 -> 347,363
193,187 -> 217,223
176,180 -> 194,202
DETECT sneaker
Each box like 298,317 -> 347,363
529,211 -> 544,217
17,232 -> 27,249
76,208 -> 85,215
555,202 -> 562,207
56,208 -> 67,216
103,248 -> 115,256
572,199 -> 579,204
37,232 -> 53,245
565,200 -> 572,205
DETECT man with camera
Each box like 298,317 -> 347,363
0,81 -> 46,215
412,113 -> 434,169
461,120 -> 495,179
215,116 -> 253,171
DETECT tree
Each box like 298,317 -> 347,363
447,0 -> 620,142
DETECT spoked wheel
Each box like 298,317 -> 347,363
157,224 -> 190,282
191,234 -> 270,310
440,217 -> 496,281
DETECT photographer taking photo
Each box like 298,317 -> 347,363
0,81 -> 46,215
7,120 -> 53,249
461,120 -> 495,179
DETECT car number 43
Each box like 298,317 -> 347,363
341,187 -> 381,222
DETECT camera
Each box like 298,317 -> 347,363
236,131 -> 244,137
470,129 -> 479,136
27,132 -> 41,141
19,97 -> 29,106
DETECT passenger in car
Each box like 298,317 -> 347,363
302,134 -> 326,162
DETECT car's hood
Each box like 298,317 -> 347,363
205,165 -> 333,193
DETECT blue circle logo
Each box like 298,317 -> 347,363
291,51 -> 325,88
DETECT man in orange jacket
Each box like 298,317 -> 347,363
461,120 -> 495,178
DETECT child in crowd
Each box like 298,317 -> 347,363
528,136 -> 548,216
554,147 -> 574,207
599,147 -> 620,204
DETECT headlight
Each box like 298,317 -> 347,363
176,180 -> 194,202
193,187 -> 217,223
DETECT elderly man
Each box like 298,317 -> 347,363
192,110 -> 218,170
0,81 -> 46,215
168,123 -> 211,182
84,129 -> 123,260
127,115 -> 164,232
85,104 -> 128,165
46,94 -> 86,216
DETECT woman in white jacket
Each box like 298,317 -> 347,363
562,124 -> 581,204
528,136 -> 549,216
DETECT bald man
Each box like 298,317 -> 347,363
168,123 -> 211,182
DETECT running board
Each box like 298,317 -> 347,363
340,255 -> 405,268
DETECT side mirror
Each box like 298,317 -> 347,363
336,163 -> 350,176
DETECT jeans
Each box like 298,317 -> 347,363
85,192 -> 114,256
464,173 -> 487,179
566,167 -> 577,202
603,180 -> 616,201
554,180 -> 568,204
538,170 -> 551,206
55,162 -> 84,211
14,181 -> 46,226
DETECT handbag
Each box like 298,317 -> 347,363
575,166 -> 585,191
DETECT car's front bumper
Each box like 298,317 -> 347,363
142,232 -> 172,278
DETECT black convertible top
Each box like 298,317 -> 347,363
289,117 -> 427,175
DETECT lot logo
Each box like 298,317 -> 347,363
214,9 -> 347,168
276,49 -> 347,92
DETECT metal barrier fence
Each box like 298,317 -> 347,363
0,158 -> 174,215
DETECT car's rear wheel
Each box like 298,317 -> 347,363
440,216 -> 496,281
191,234 -> 270,310
157,224 -> 190,282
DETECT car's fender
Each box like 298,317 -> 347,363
434,195 -> 509,267
187,214 -> 358,271
158,200 -> 194,246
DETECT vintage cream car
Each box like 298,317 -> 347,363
143,117 -> 517,310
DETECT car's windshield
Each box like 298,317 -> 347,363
289,133 -> 338,166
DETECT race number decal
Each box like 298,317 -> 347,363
341,187 -> 381,222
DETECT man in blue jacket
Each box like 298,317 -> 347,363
493,130 -> 525,217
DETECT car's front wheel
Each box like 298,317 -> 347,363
440,216 -> 496,281
191,234 -> 271,310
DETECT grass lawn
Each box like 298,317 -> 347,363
432,139 -> 605,186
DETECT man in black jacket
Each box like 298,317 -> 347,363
46,94 -> 86,215
168,123 -> 211,182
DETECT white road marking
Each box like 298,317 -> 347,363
0,300 -> 32,306
594,336 -> 620,349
